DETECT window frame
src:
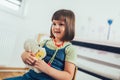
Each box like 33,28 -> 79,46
0,0 -> 26,17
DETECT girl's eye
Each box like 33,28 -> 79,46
52,23 -> 56,26
52,22 -> 65,27
59,23 -> 64,26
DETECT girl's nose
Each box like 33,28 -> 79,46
55,24 -> 60,28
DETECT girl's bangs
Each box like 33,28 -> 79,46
52,15 -> 66,21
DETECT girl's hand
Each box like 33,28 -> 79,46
34,59 -> 49,72
21,51 -> 36,65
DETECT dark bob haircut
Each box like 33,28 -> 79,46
50,9 -> 75,41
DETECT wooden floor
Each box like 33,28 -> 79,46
0,72 -> 25,80
0,67 -> 29,80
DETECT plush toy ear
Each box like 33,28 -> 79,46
24,39 -> 39,53
24,39 -> 33,52
41,48 -> 46,58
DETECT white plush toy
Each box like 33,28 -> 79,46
24,39 -> 46,73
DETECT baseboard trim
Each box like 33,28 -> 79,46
0,66 -> 29,72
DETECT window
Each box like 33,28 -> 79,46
0,0 -> 25,17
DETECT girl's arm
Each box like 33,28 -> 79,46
34,60 -> 75,80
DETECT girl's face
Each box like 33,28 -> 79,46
52,20 -> 65,41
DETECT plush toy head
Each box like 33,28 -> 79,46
24,39 -> 46,59
24,39 -> 46,73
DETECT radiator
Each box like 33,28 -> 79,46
0,30 -> 16,66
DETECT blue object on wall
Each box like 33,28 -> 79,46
107,19 -> 113,40
108,19 -> 113,26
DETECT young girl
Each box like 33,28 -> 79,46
4,9 -> 77,80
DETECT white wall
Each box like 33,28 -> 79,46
0,0 -> 120,67
74,0 -> 120,47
